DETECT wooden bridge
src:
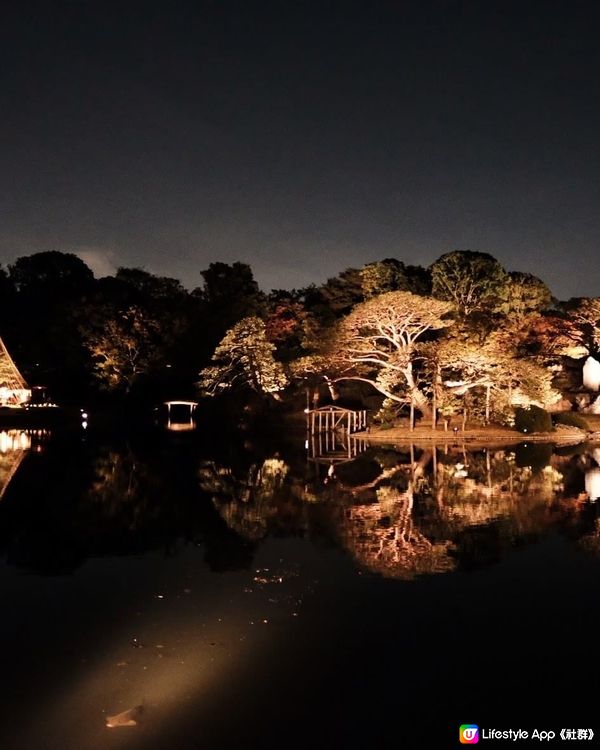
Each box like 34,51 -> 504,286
306,429 -> 369,482
307,430 -> 369,464
307,405 -> 368,435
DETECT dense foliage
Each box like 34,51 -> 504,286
0,248 -> 596,426
514,405 -> 553,434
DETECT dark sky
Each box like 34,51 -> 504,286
2,0 -> 600,297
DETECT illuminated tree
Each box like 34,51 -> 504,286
198,316 -> 288,397
567,297 -> 600,356
83,305 -> 162,391
438,334 -> 561,424
360,258 -> 432,298
264,295 -> 316,362
494,271 -> 552,318
333,291 -> 452,416
430,250 -> 509,317
359,258 -> 407,298
496,312 -> 578,364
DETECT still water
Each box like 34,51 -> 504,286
1,425 -> 600,748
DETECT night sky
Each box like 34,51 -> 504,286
2,0 -> 600,298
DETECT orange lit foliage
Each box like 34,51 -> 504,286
497,313 -> 579,361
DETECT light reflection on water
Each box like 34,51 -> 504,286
199,440 -> 600,579
3,430 -> 600,747
2,431 -> 600,577
0,429 -> 49,501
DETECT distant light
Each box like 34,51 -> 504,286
82,421 -> 88,429
303,408 -> 310,413
81,412 -> 88,419
304,439 -> 309,449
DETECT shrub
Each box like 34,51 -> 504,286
552,412 -> 589,430
514,405 -> 553,434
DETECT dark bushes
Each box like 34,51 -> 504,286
552,412 -> 589,430
514,405 -> 553,433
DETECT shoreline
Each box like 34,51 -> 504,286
350,424 -> 588,446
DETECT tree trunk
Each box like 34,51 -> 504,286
404,364 -> 432,419
325,377 -> 339,402
432,362 -> 441,430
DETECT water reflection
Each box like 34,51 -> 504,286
200,457 -> 293,541
200,440 -> 600,579
0,429 -> 48,500
4,429 -> 600,579
5,431 -> 600,748
338,485 -> 456,579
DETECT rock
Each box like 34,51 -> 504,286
106,705 -> 144,728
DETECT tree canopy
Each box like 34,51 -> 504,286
198,317 -> 288,398
430,250 -> 509,317
0,247 -> 589,424
332,291 -> 452,414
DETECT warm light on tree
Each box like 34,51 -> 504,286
333,291 -> 452,415
83,306 -> 162,391
198,316 -> 288,397
430,250 -> 509,317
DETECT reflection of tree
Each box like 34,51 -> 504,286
338,486 -> 456,580
86,449 -> 158,528
579,519 -> 600,555
200,457 -> 296,541
201,443 -> 600,577
434,451 -> 564,530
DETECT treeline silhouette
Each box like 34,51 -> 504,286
0,249 -> 573,410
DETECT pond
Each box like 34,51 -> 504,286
1,425 -> 600,748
